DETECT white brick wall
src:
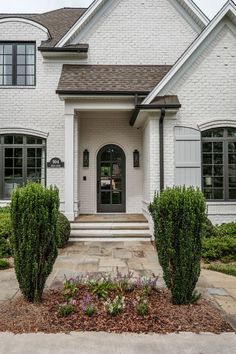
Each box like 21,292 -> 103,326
74,0 -> 199,65
78,112 -> 143,214
0,21 -> 66,206
164,24 -> 236,223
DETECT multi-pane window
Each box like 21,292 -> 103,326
0,135 -> 46,199
202,128 -> 236,201
0,43 -> 36,86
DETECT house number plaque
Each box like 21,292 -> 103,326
47,157 -> 64,168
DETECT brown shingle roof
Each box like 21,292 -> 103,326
0,8 -> 87,47
56,65 -> 172,94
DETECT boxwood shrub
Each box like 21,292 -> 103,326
0,211 -> 12,258
11,183 -> 59,303
149,186 -> 206,305
57,213 -> 71,248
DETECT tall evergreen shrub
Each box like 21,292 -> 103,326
11,183 -> 59,302
149,186 -> 206,305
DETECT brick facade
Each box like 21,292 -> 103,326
0,1 -> 235,224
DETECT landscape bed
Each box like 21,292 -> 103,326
0,286 -> 233,334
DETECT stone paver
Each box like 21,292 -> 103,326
0,332 -> 236,354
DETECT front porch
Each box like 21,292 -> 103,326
58,64 -> 180,223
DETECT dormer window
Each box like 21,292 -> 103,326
0,42 -> 36,86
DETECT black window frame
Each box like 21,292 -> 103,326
202,127 -> 236,202
0,42 -> 36,87
0,134 -> 46,200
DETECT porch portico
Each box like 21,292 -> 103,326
63,96 -> 144,221
57,64 -> 181,222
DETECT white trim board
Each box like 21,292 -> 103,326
56,0 -> 209,48
143,0 -> 236,104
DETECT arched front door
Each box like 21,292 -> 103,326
97,144 -> 126,213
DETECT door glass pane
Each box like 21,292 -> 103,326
101,163 -> 111,177
112,179 -> 122,191
112,192 -> 122,204
101,178 -> 110,190
112,162 -> 121,177
101,192 -> 110,204
101,150 -> 111,161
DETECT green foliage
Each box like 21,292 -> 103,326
207,263 -> 236,277
201,218 -> 218,239
136,294 -> 149,316
58,304 -> 74,317
11,183 -> 59,303
202,236 -> 236,261
0,212 -> 12,258
215,223 -> 236,238
57,213 -> 71,248
0,258 -> 10,270
104,295 -> 125,316
87,276 -> 117,300
149,186 -> 206,305
0,206 -> 10,213
63,278 -> 78,302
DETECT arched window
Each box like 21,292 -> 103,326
202,127 -> 236,201
0,134 -> 46,200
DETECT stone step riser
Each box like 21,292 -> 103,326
69,237 -> 151,242
70,223 -> 149,231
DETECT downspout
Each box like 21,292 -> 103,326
159,108 -> 166,191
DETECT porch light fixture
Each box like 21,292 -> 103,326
83,149 -> 89,167
133,150 -> 140,168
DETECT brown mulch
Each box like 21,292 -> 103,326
0,287 -> 234,334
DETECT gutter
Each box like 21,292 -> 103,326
159,108 -> 166,191
129,103 -> 181,126
38,46 -> 89,53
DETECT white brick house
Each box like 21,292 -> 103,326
0,0 -> 235,227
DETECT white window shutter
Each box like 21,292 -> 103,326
174,126 -> 201,188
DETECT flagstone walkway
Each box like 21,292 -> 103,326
46,241 -> 163,288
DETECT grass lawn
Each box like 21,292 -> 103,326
207,263 -> 236,277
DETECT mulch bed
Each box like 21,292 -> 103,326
0,286 -> 233,334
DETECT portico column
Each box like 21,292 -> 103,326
64,112 -> 75,221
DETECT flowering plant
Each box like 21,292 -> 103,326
104,295 -> 125,316
80,294 -> 97,317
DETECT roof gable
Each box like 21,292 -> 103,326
143,0 -> 236,104
56,0 -> 209,48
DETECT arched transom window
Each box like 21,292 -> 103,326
0,134 -> 46,200
202,127 -> 236,201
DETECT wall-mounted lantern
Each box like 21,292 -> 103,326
133,149 -> 140,168
83,149 -> 89,167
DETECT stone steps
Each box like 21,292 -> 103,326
70,222 -> 152,241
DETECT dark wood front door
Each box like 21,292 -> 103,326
97,144 -> 126,213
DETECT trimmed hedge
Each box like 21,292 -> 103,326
202,236 -> 236,262
11,183 -> 59,303
149,186 -> 206,305
0,212 -> 12,258
57,213 -> 71,248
